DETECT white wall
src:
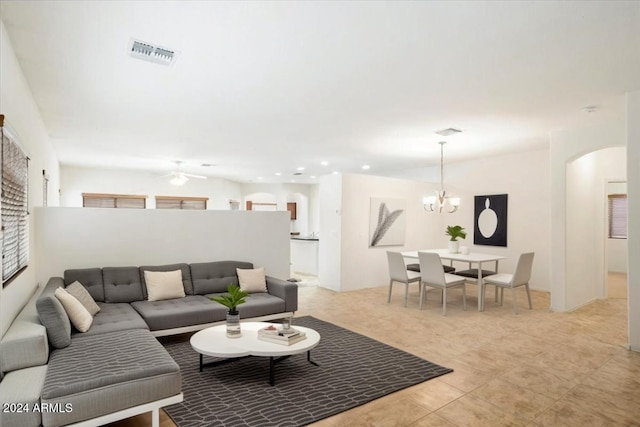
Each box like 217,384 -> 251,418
550,123 -> 626,312
61,166 -> 242,210
338,173 -> 441,291
34,208 -> 290,289
444,148 -> 551,292
565,152 -> 598,308
607,181 -> 627,274
308,184 -> 320,235
626,90 -> 640,352
0,21 -> 61,337
318,174 -> 342,291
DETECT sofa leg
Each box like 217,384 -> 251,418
152,408 -> 159,427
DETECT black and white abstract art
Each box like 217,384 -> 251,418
369,198 -> 406,247
473,194 -> 508,247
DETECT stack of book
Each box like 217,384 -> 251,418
258,325 -> 307,345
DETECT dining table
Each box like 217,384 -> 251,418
401,249 -> 505,312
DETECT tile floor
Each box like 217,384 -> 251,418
112,272 -> 639,427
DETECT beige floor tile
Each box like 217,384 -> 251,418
436,394 -> 528,427
396,378 -> 465,412
469,378 -> 555,422
437,360 -> 501,393
410,413 -> 460,427
533,392 -> 634,427
499,363 -> 577,400
317,396 -> 432,427
560,385 -> 640,425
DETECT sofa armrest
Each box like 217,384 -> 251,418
266,276 -> 298,313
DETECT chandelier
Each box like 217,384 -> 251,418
423,141 -> 460,213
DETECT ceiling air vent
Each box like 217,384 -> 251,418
129,39 -> 178,66
435,128 -> 462,137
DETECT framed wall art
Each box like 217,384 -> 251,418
369,197 -> 406,247
473,194 -> 508,247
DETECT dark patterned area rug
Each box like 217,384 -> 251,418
161,316 -> 452,427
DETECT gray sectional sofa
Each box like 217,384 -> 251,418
0,260 -> 298,427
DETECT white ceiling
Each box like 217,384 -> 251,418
1,1 -> 639,183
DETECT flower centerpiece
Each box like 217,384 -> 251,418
210,284 -> 249,338
445,225 -> 467,254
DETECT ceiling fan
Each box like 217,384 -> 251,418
165,161 -> 206,186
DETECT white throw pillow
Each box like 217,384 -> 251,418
237,267 -> 267,293
66,281 -> 101,316
54,287 -> 93,333
144,270 -> 186,301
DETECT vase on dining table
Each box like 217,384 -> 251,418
448,240 -> 459,254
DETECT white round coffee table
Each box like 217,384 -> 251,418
190,321 -> 321,386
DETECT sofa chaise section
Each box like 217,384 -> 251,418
41,329 -> 181,427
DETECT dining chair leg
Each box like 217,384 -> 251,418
404,282 -> 409,308
525,283 -> 532,309
512,287 -> 519,315
387,280 -> 393,303
499,288 -> 504,306
442,287 -> 447,316
462,284 -> 467,311
419,282 -> 425,310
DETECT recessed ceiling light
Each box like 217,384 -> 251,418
310,175 -> 316,179
332,171 -> 339,175
296,167 -> 305,171
275,172 -> 281,176
257,177 -> 263,180
320,161 -> 329,166
362,165 -> 370,170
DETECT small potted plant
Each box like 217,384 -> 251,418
210,284 -> 249,338
445,225 -> 467,254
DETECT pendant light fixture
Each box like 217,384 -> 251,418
423,141 -> 460,213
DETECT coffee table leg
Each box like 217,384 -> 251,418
269,357 -> 275,386
307,350 -> 319,367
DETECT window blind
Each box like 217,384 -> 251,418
155,196 -> 208,210
82,193 -> 146,209
608,194 -> 627,239
1,117 -> 29,284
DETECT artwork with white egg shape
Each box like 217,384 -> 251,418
473,194 -> 508,247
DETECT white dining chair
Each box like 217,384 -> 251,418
418,251 -> 467,316
483,252 -> 534,314
386,251 -> 421,307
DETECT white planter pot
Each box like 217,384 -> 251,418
448,241 -> 459,254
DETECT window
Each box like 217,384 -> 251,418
155,196 -> 208,210
608,194 -> 627,239
82,193 -> 147,209
1,115 -> 29,286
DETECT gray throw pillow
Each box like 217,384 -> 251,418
66,281 -> 101,316
36,295 -> 71,349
